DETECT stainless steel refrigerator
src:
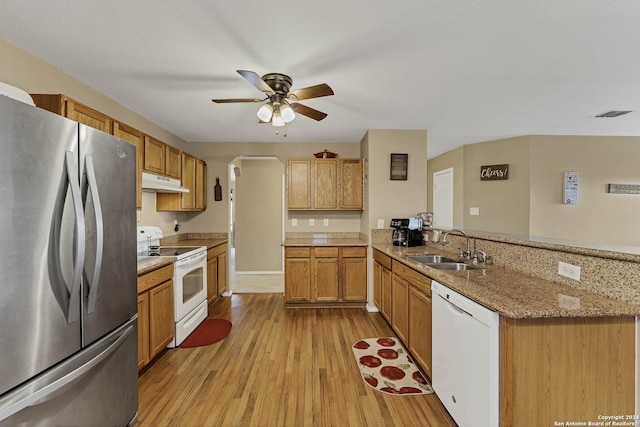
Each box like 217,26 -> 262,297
0,95 -> 138,426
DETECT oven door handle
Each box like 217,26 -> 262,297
82,156 -> 103,314
176,251 -> 207,269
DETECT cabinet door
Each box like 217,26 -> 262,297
373,261 -> 382,309
165,145 -> 181,179
338,159 -> 363,210
342,250 -> 367,301
195,159 -> 207,210
285,257 -> 311,302
66,99 -> 112,133
181,153 -> 196,210
287,160 -> 312,209
144,136 -> 165,174
409,286 -> 432,379
313,160 -> 337,209
380,267 -> 392,322
113,121 -> 143,209
217,252 -> 227,295
137,292 -> 150,370
391,274 -> 409,343
314,257 -> 340,301
149,280 -> 174,358
207,256 -> 218,305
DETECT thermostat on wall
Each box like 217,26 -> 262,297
563,172 -> 579,204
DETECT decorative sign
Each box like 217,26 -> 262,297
608,183 -> 640,195
390,153 -> 408,181
480,164 -> 509,181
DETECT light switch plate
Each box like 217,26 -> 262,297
377,219 -> 385,229
309,218 -> 315,226
292,218 -> 297,227
470,207 -> 480,216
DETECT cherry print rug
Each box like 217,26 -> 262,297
352,337 -> 434,395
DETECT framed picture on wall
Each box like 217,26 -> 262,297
390,153 -> 408,180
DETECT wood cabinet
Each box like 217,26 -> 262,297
286,158 -> 363,210
156,152 -> 207,211
408,284 -> 432,379
113,121 -> 143,209
137,264 -> 174,371
206,243 -> 227,305
284,246 -> 367,305
143,135 -> 167,175
373,250 -> 392,322
390,270 -> 409,343
500,316 -> 635,426
31,94 -> 112,133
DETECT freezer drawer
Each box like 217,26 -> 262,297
0,318 -> 138,427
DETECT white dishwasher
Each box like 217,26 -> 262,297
432,280 -> 499,427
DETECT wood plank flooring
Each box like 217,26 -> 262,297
137,294 -> 457,427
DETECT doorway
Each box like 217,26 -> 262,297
228,157 -> 285,293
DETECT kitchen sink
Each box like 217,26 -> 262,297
408,254 -> 459,264
428,262 -> 481,271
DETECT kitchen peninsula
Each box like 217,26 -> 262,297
371,232 -> 640,427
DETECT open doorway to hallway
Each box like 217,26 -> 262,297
228,157 -> 285,294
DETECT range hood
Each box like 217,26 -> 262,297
141,172 -> 189,193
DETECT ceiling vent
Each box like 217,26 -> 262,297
595,110 -> 633,118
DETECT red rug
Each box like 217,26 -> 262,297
179,319 -> 232,348
352,337 -> 434,395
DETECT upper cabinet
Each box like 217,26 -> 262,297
156,152 -> 207,212
31,94 -> 112,133
113,121 -> 143,209
287,158 -> 363,210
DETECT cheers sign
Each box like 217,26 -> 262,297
480,164 -> 509,181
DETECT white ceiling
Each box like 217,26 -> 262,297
1,0 -> 640,158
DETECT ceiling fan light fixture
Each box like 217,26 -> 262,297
280,104 -> 295,123
256,103 -> 273,122
272,111 -> 285,127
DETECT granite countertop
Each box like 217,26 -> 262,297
137,238 -> 228,275
283,237 -> 369,247
371,243 -> 640,319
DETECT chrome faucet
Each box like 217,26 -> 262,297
442,229 -> 471,259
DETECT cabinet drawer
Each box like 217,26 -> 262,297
285,247 -> 311,258
314,247 -> 339,258
342,247 -> 367,258
207,244 -> 226,260
392,260 -> 431,296
373,250 -> 392,270
138,264 -> 174,293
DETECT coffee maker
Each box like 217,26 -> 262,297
390,218 -> 423,247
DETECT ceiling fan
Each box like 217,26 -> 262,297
212,70 -> 334,127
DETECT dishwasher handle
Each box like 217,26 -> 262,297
437,293 -> 472,317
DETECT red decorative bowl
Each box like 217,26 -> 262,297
314,150 -> 337,158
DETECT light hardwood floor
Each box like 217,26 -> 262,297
137,294 -> 457,427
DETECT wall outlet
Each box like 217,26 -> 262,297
323,218 -> 329,226
377,219 -> 385,229
309,218 -> 315,226
292,218 -> 297,227
558,261 -> 581,281
136,210 -> 141,222
470,207 -> 480,216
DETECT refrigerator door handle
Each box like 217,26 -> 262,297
48,151 -> 85,324
83,156 -> 103,314
0,324 -> 134,422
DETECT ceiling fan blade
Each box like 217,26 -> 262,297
237,70 -> 275,95
290,103 -> 328,121
212,98 -> 264,103
288,83 -> 334,101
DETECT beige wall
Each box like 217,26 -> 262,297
234,159 -> 284,272
529,135 -> 640,247
428,135 -> 640,248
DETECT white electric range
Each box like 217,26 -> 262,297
137,226 -> 208,347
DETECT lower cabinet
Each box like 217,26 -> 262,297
137,264 -> 174,371
207,243 -> 228,305
408,284 -> 432,379
391,273 -> 409,343
284,246 -> 367,305
373,250 -> 392,322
